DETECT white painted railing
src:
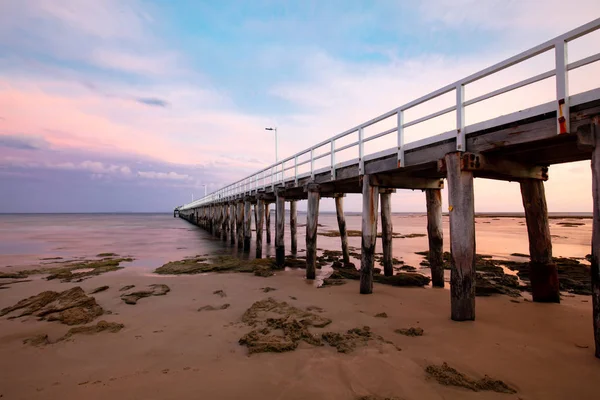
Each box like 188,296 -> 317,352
179,18 -> 600,211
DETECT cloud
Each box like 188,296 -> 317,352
137,171 -> 192,181
0,134 -> 48,150
136,97 -> 170,108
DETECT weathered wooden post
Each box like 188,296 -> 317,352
265,202 -> 272,244
229,203 -> 236,244
253,202 -> 258,235
334,194 -> 350,264
445,152 -> 476,321
256,198 -> 265,258
426,189 -> 444,287
275,190 -> 285,267
360,175 -> 379,294
290,200 -> 298,255
222,204 -> 229,241
577,119 -> 600,358
217,205 -> 224,238
236,201 -> 244,248
520,179 -> 559,303
306,184 -> 320,279
591,119 -> 600,359
244,199 -> 252,252
210,205 -> 216,236
380,189 -> 393,276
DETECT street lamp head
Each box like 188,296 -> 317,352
265,127 -> 274,131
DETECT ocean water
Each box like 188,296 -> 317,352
0,213 -> 592,279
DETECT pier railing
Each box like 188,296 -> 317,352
180,18 -> 600,211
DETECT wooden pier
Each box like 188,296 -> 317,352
176,19 -> 600,358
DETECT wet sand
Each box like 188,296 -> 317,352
0,268 -> 597,400
0,213 -> 598,399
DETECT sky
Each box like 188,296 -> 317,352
1,0 -> 600,213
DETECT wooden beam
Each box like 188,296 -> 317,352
275,190 -> 285,267
306,187 -> 320,280
586,117 -> 600,358
380,191 -> 393,276
438,152 -> 549,181
426,189 -> 444,288
360,175 -> 379,294
446,152 -> 476,321
334,195 -> 350,265
244,200 -> 252,252
520,179 -> 559,303
236,202 -> 244,248
256,199 -> 264,258
290,200 -> 298,255
370,174 -> 444,189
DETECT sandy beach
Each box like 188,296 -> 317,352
0,213 -> 598,400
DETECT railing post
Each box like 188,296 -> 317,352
294,156 -> 298,185
456,84 -> 465,151
271,166 -> 274,190
555,39 -> 570,134
310,148 -> 315,179
281,161 -> 285,184
330,139 -> 336,179
397,110 -> 404,167
358,127 -> 364,175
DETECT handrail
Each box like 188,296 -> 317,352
180,18 -> 600,210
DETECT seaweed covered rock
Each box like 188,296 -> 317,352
2,255 -> 133,282
425,362 -> 516,394
239,298 -> 330,354
503,256 -> 592,295
120,284 -> 170,305
89,286 -> 109,294
328,263 -> 430,287
155,255 -> 279,277
0,287 -> 103,325
61,320 -> 124,339
395,327 -> 424,337
321,326 -> 373,353
45,257 -> 133,282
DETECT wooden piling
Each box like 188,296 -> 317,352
222,204 -> 229,241
265,203 -> 272,244
334,195 -> 350,264
256,199 -> 264,258
426,189 -> 444,287
590,118 -> 600,358
306,185 -> 320,280
236,201 -> 244,248
520,179 -> 559,303
290,200 -> 298,255
211,205 -> 216,236
253,202 -> 258,236
230,203 -> 236,244
275,191 -> 285,267
244,199 -> 252,252
445,152 -> 476,320
380,190 -> 393,277
360,175 -> 379,294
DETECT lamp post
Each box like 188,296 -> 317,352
203,184 -> 207,197
265,127 -> 278,162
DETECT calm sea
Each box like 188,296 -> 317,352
0,213 -> 593,278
